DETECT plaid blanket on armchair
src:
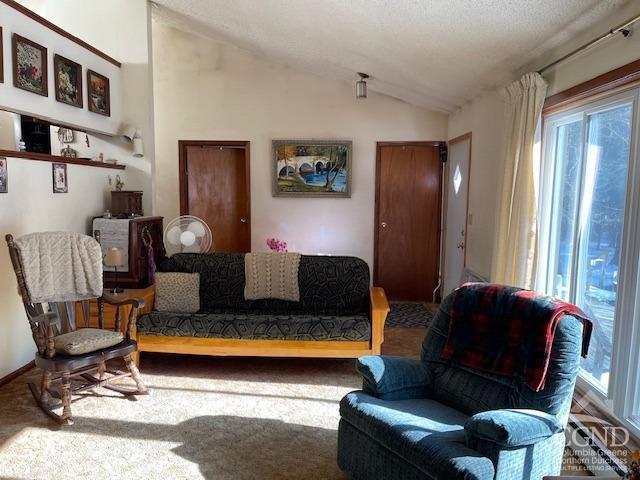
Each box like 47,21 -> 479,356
442,283 -> 593,391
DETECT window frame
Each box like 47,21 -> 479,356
539,86 -> 640,437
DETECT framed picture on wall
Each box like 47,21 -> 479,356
54,54 -> 83,108
52,163 -> 68,193
272,140 -> 352,197
12,34 -> 48,96
0,27 -> 4,84
0,157 -> 7,193
87,69 -> 110,116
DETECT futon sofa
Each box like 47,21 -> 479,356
133,253 -> 389,360
337,291 -> 584,480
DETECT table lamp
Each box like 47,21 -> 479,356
104,247 -> 125,294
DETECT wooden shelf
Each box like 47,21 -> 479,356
0,150 -> 126,170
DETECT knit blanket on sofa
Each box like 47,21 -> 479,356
244,252 -> 301,302
15,231 -> 103,303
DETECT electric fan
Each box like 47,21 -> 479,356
164,215 -> 213,256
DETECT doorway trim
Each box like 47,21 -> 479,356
441,132 -> 472,295
373,140 -> 445,293
178,139 -> 251,242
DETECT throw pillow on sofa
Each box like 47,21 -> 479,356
154,272 -> 200,313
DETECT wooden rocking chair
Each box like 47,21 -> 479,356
6,234 -> 148,425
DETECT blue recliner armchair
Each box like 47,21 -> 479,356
337,291 -> 584,480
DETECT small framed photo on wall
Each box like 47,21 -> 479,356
87,69 -> 110,116
54,54 -> 83,108
52,163 -> 68,193
12,34 -> 48,96
0,157 -> 7,193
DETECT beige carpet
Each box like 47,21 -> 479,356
0,325 -> 589,479
0,328 -> 425,480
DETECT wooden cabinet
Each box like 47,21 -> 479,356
111,191 -> 144,216
94,216 -> 165,289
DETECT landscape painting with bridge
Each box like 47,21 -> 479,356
272,140 -> 352,197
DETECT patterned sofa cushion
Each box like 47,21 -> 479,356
137,312 -> 371,341
158,253 -> 370,316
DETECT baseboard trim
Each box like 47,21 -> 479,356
0,360 -> 35,388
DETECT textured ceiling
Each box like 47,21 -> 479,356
152,0 -> 631,112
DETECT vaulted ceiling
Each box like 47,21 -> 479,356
153,0 -> 632,112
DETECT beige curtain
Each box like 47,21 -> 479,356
492,72 -> 547,289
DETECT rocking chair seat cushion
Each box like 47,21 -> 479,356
54,328 -> 124,355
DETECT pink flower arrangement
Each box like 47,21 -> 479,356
266,238 -> 288,252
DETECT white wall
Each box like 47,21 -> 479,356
449,4 -> 640,281
16,0 -> 155,215
520,1 -> 640,96
447,90 -> 505,279
0,111 -> 16,149
0,2 -> 122,135
0,0 -> 153,379
151,19 -> 448,269
0,157 -> 118,376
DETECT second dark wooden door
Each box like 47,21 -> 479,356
179,141 -> 250,253
374,143 -> 442,301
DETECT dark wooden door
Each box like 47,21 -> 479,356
374,142 -> 442,301
179,141 -> 250,253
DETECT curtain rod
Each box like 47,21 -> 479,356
538,12 -> 640,75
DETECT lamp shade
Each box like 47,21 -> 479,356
356,79 -> 367,99
133,137 -> 144,158
119,123 -> 137,142
104,247 -> 126,267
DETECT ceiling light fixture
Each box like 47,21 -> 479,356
356,72 -> 369,99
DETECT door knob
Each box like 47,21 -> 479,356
240,218 -> 247,223
380,222 -> 388,228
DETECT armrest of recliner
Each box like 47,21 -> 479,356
356,355 -> 432,400
465,409 -> 565,448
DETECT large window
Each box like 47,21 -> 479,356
540,87 -> 640,431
